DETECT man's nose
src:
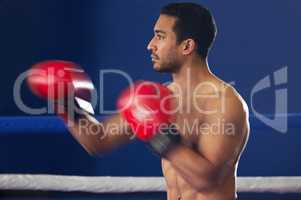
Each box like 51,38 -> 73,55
147,38 -> 156,52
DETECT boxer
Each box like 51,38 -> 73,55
145,4 -> 249,199
27,3 -> 249,200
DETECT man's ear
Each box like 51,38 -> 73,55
181,39 -> 197,55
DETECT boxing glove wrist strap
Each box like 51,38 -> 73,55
148,125 -> 181,157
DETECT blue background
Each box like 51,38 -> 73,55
0,0 -> 300,198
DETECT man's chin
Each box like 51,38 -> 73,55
152,61 -> 174,73
153,62 -> 161,71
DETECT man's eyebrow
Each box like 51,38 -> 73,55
154,30 -> 166,35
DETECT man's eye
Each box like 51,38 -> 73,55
156,35 -> 164,40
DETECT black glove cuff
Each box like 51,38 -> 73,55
148,124 -> 181,157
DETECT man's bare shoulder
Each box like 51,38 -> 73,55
191,78 -> 250,146
196,81 -> 250,166
223,83 -> 249,123
202,79 -> 248,119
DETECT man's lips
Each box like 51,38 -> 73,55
151,54 -> 159,61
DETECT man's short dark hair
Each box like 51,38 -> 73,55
160,2 -> 217,59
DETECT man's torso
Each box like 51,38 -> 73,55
163,77 -> 249,200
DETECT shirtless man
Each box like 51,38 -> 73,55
145,3 -> 249,199
27,3 -> 249,200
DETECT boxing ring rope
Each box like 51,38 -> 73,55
0,174 -> 301,193
0,114 -> 300,194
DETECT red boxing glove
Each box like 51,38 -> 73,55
117,81 -> 180,156
27,60 -> 95,120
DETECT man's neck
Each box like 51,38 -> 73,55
172,57 -> 211,91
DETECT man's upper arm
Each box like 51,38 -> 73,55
197,96 -> 249,170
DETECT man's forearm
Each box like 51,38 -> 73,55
165,144 -> 220,191
66,113 -> 107,155
66,113 -> 133,155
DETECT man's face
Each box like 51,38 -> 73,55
147,15 -> 182,73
